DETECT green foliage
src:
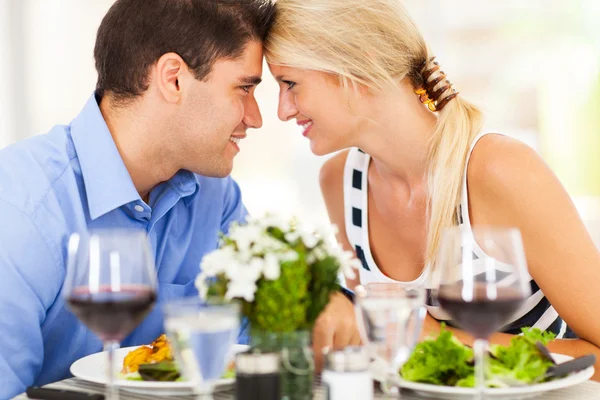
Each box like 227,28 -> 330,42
206,274 -> 229,299
303,255 -> 342,329
250,256 -> 310,332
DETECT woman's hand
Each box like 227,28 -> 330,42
312,292 -> 362,371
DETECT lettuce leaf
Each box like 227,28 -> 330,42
487,327 -> 556,386
400,325 -> 474,386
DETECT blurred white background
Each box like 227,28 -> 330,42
0,0 -> 599,234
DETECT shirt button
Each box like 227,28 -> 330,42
134,205 -> 144,212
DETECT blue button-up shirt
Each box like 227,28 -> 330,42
0,93 -> 248,398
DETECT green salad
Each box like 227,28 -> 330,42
400,325 -> 556,388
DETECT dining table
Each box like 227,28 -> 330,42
13,376 -> 600,400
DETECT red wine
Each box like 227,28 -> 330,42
67,285 -> 156,342
438,284 -> 524,339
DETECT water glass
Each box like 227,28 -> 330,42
164,298 -> 240,399
354,283 -> 426,394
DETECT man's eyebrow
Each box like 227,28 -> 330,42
238,75 -> 262,85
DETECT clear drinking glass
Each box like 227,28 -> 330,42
64,229 -> 157,400
435,226 -> 531,399
354,283 -> 426,395
164,298 -> 240,400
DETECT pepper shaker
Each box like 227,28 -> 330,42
235,351 -> 281,400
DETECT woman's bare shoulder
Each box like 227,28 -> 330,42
467,133 -> 549,196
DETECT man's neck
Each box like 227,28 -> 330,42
98,94 -> 179,201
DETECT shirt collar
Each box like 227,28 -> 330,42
70,93 -> 142,220
168,169 -> 200,201
71,93 -> 201,219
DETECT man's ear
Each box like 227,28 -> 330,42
155,52 -> 186,104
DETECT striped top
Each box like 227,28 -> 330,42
343,133 -> 575,338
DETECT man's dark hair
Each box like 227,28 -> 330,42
94,0 -> 275,103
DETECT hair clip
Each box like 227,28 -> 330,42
414,57 -> 459,112
435,92 -> 459,111
414,87 -> 437,111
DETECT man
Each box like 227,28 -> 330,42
0,0 -> 275,397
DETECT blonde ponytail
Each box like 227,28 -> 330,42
425,96 -> 484,267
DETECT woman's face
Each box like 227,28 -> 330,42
269,64 -> 367,156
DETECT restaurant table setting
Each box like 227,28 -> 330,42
15,220 -> 600,400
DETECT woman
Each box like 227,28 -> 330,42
265,0 -> 600,377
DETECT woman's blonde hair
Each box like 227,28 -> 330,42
266,0 -> 484,268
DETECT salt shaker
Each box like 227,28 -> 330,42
235,351 -> 281,400
322,346 -> 373,400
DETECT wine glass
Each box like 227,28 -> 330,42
64,229 -> 157,400
354,283 -> 426,395
435,226 -> 531,399
163,297 -> 240,399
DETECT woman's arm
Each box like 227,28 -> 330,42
311,150 -> 362,371
448,134 -> 600,379
319,150 -> 361,290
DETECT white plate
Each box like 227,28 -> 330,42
397,353 -> 594,399
70,344 -> 248,396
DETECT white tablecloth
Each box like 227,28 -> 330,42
13,377 -> 600,399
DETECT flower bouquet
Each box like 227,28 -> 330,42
195,214 -> 359,399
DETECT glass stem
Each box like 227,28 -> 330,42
473,338 -> 487,400
104,340 -> 120,400
380,374 -> 400,398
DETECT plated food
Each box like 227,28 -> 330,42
401,326 -> 579,388
121,334 -> 235,382
122,334 -> 173,374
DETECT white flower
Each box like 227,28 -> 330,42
235,247 -> 253,264
257,213 -> 290,232
284,224 -> 319,249
195,272 -> 209,300
263,253 -> 281,280
199,212 -> 360,304
318,225 -> 339,249
225,259 -> 262,284
336,249 -> 361,280
284,231 -> 300,243
229,223 -> 263,253
300,231 -> 319,249
280,251 -> 299,262
225,280 -> 257,302
200,246 -> 236,277
253,233 -> 286,255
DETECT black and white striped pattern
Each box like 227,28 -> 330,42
342,136 -> 575,338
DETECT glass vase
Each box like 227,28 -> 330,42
251,330 -> 314,400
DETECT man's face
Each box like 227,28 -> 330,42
175,40 -> 264,177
